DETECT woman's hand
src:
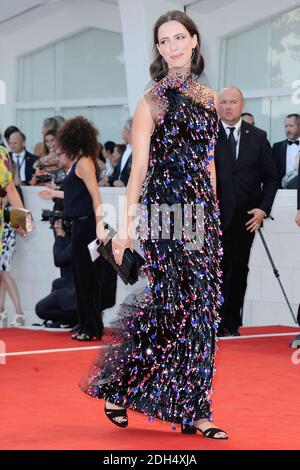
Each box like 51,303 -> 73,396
46,181 -> 58,190
96,221 -> 109,245
112,233 -> 134,266
113,180 -> 125,187
53,219 -> 65,237
99,176 -> 109,187
38,189 -> 56,200
15,225 -> 28,237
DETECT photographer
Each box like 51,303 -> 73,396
30,153 -> 62,187
39,117 -> 117,341
35,218 -> 77,328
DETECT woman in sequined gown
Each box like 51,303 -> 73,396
82,11 -> 228,440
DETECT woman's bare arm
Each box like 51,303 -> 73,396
120,97 -> 153,238
76,157 -> 105,240
6,182 -> 24,208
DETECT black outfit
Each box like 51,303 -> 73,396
35,235 -> 77,326
81,71 -> 222,424
108,154 -> 132,186
272,140 -> 288,187
9,150 -> 38,185
63,158 -> 117,338
272,139 -> 300,188
215,120 -> 278,333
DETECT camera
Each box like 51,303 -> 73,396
35,169 -> 66,185
36,161 -> 56,171
41,209 -> 71,232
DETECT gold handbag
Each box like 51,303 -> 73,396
9,207 -> 33,233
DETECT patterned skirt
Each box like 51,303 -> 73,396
0,222 -> 16,272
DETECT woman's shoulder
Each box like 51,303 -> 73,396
0,145 -> 9,159
0,144 -> 8,153
34,141 -> 45,156
0,145 -> 12,179
75,155 -> 96,174
191,76 -> 215,96
189,78 -> 217,109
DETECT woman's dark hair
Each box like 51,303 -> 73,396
57,116 -> 100,177
4,125 -> 20,141
115,144 -> 126,157
150,10 -> 204,81
44,130 -> 58,154
98,142 -> 105,163
45,130 -> 58,138
104,140 -> 116,154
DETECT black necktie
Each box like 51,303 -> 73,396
228,127 -> 237,159
16,154 -> 21,179
287,140 -> 299,145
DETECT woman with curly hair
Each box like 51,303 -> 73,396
39,116 -> 116,341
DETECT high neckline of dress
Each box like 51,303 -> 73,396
159,67 -> 192,88
166,67 -> 192,79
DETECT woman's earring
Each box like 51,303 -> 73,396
191,48 -> 195,61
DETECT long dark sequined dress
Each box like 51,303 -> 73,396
81,71 -> 223,426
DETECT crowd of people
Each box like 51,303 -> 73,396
0,116 -> 133,188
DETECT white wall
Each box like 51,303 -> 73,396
2,0 -> 300,125
244,190 -> 300,327
188,0 -> 300,90
0,0 -> 122,131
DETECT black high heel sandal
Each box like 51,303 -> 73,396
104,406 -> 128,428
181,423 -> 228,440
181,423 -> 197,435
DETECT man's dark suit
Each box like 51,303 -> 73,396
215,120 -> 278,333
108,154 -> 132,187
9,149 -> 38,185
272,140 -> 288,188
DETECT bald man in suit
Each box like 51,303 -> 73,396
214,87 -> 278,336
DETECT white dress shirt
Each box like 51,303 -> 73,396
102,159 -> 113,177
286,141 -> 300,173
119,144 -> 132,178
12,149 -> 26,182
221,118 -> 243,158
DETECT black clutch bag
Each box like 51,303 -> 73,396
97,224 -> 145,285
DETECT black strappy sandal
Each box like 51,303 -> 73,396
181,423 -> 197,435
104,406 -> 128,428
181,423 -> 228,440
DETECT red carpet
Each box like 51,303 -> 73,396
0,326 -> 300,450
